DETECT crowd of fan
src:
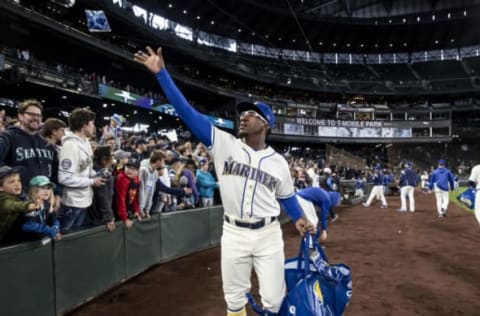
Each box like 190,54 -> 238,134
0,99 -> 219,245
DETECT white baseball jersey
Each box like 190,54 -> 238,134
209,127 -> 294,220
469,165 -> 480,190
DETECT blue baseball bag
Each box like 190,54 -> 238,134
456,187 -> 476,210
247,233 -> 352,315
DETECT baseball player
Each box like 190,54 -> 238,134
468,164 -> 480,225
362,166 -> 388,208
318,167 -> 339,221
134,47 -> 314,316
429,159 -> 455,218
398,161 -> 418,212
296,187 -> 341,241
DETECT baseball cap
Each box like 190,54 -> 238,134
199,158 -> 208,166
237,101 -> 275,129
125,158 -> 140,169
438,159 -> 446,166
404,161 -> 412,168
135,138 -> 148,146
0,166 -> 22,181
323,167 -> 332,174
114,150 -> 131,161
29,175 -> 56,189
329,191 -> 341,207
111,114 -> 122,126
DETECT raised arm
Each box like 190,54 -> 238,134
134,47 -> 212,146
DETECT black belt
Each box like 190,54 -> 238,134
224,215 -> 277,230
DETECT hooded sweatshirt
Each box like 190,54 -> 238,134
429,167 -> 455,191
0,126 -> 59,190
58,133 -> 96,208
139,159 -> 158,213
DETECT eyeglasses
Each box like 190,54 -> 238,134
23,112 -> 43,119
240,110 -> 268,125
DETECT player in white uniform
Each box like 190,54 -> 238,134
468,164 -> 480,225
134,47 -> 314,316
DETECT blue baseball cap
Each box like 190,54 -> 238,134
237,101 -> 275,129
404,161 -> 412,168
438,159 -> 446,166
329,191 -> 341,207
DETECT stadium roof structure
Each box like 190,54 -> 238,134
131,0 -> 480,53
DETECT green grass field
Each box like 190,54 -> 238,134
449,187 -> 474,213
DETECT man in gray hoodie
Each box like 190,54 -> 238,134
139,150 -> 165,218
57,108 -> 106,232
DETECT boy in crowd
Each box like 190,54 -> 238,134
113,149 -> 131,176
89,145 -> 116,232
0,166 -> 41,242
115,158 -> 142,228
139,150 -> 165,218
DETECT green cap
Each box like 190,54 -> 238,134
29,175 -> 55,189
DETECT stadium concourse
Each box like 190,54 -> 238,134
70,191 -> 480,316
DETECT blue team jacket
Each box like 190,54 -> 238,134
399,169 -> 418,187
429,167 -> 454,191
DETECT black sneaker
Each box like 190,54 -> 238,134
331,214 -> 339,222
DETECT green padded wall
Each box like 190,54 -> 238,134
124,215 -> 161,278
0,240 -> 55,316
54,225 -> 126,314
161,209 -> 211,261
209,206 -> 224,245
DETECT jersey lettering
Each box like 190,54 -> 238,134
222,160 -> 279,192
15,147 -> 54,161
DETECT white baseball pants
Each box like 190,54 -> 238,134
366,185 -> 387,206
434,188 -> 450,215
221,219 -> 285,313
400,186 -> 415,212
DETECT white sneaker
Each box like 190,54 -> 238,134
362,202 -> 369,208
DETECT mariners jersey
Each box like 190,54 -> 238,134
469,165 -> 480,190
209,127 -> 294,220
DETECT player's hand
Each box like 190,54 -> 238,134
134,46 -> 165,74
295,217 -> 315,236
319,230 -> 328,241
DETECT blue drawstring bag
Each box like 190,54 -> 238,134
247,233 -> 352,315
456,187 -> 475,210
